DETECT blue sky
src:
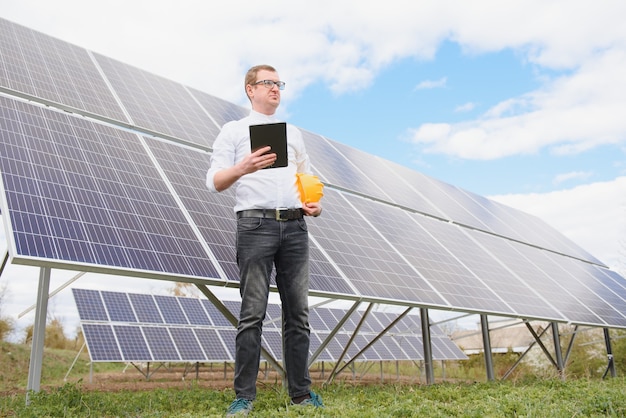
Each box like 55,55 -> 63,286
1,0 -> 625,338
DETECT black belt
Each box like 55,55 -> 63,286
237,208 -> 304,221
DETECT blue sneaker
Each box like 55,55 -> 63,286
292,391 -> 324,408
226,398 -> 253,417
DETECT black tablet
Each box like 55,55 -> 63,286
249,122 -> 288,168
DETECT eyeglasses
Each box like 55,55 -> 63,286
253,80 -> 286,90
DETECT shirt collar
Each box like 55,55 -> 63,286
249,109 -> 279,123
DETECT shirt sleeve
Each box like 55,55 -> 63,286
205,122 -> 236,193
291,125 -> 311,174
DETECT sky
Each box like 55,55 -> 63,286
1,0 -> 625,340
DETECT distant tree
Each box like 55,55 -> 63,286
23,316 -> 71,349
563,326 -> 605,378
611,329 -> 626,376
169,282 -> 200,298
0,283 -> 15,341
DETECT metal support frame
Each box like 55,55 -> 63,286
420,308 -> 434,384
602,328 -> 617,378
26,266 -> 51,404
309,300 -> 361,366
562,324 -> 580,366
480,314 -> 495,381
0,250 -> 8,276
501,324 -> 551,380
195,284 -> 285,384
551,322 -> 565,379
326,303 -> 374,384
329,305 -> 413,383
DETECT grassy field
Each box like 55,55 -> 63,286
1,341 -> 625,417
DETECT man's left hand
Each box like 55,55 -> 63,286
302,202 -> 322,217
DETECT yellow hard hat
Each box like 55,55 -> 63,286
296,173 -> 324,203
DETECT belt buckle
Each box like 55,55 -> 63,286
275,207 -> 288,221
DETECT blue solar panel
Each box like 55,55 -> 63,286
178,297 -> 212,326
101,291 -> 137,322
113,325 -> 152,361
129,293 -> 164,324
74,289 -> 464,362
93,53 -> 221,148
81,323 -> 122,362
169,327 -> 206,361
194,328 -> 231,361
200,299 -> 233,327
307,189 -> 448,304
143,327 -> 180,361
0,96 -> 222,279
0,18 -> 128,122
154,295 -> 188,325
72,288 -> 108,321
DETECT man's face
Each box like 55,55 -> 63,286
248,69 -> 281,115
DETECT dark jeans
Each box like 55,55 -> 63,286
234,216 -> 312,400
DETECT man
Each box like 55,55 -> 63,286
206,65 -> 323,416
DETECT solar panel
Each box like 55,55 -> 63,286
72,288 -> 108,321
0,18 -> 128,122
169,327 -> 206,361
101,291 -> 137,322
194,328 -> 231,361
129,293 -> 164,324
187,87 -> 249,130
113,325 -> 152,361
507,240 -> 619,326
81,323 -> 122,362
0,96 -> 223,281
3,15 -> 626,363
143,327 -> 180,361
178,297 -> 212,326
74,290 -> 465,363
93,53 -> 220,147
307,189 -> 448,304
154,295 -> 188,325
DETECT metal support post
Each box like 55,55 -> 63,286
551,322 -> 564,379
26,267 -> 52,404
602,328 -> 617,378
420,308 -> 434,384
480,314 -> 495,381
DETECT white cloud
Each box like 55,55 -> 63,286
552,171 -> 593,186
490,176 -> 626,270
455,102 -> 477,112
415,77 -> 447,90
410,48 -> 626,160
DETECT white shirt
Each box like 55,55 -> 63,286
206,110 -> 311,213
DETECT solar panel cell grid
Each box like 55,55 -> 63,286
113,325 -> 152,361
169,327 -> 207,361
177,297 -> 212,326
143,326 -> 180,361
463,230 -> 565,320
0,96 -> 222,279
72,288 -> 108,321
308,189 -> 448,304
194,328 -> 231,362
93,53 -> 220,147
101,291 -> 137,322
129,293 -> 164,324
81,323 -> 122,362
154,295 -> 188,325
0,18 -> 127,121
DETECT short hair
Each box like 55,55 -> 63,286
245,64 -> 278,99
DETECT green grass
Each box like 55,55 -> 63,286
2,378 -> 626,417
1,341 -> 625,417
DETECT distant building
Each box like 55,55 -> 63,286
451,319 -> 547,355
